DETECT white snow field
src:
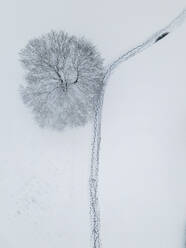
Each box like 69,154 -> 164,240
0,0 -> 186,247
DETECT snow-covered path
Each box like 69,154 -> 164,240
0,0 -> 186,247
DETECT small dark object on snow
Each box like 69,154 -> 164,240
155,32 -> 169,42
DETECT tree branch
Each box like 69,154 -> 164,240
34,86 -> 60,98
73,69 -> 79,84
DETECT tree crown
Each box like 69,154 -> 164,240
20,30 -> 105,130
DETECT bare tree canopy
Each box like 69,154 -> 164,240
19,9 -> 186,248
20,31 -> 105,130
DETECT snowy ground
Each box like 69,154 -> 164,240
0,0 -> 186,247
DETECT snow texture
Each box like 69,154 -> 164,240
0,1 -> 186,248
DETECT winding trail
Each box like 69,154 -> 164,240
89,8 -> 186,248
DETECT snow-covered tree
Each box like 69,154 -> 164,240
20,31 -> 104,130
20,8 -> 186,248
